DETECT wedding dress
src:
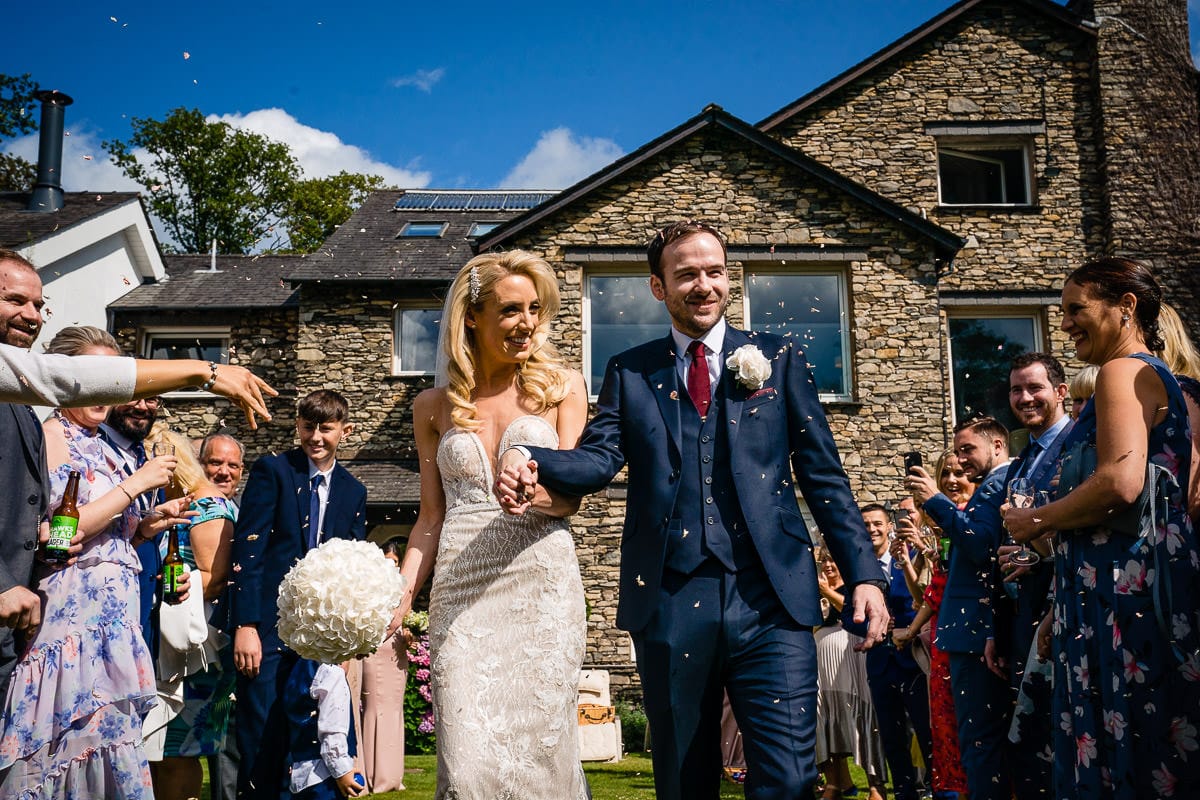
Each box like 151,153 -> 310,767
430,414 -> 589,799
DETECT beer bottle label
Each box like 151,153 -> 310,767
164,563 -> 186,598
47,516 -> 78,553
940,536 -> 952,563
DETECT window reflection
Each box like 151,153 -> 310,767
586,275 -> 669,393
746,272 -> 848,397
948,315 -> 1038,428
397,308 -> 441,374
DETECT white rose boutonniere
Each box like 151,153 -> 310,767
726,345 -> 771,390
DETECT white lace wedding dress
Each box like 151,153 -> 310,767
429,414 -> 589,799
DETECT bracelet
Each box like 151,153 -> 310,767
199,361 -> 219,392
118,483 -> 136,504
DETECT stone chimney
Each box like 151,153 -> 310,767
26,90 -> 73,213
1082,0 -> 1200,331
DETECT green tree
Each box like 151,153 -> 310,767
283,171 -> 385,253
104,107 -> 300,253
0,73 -> 39,192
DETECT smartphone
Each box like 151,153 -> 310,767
903,451 -> 922,472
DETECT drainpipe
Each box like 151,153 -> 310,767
27,90 -> 74,212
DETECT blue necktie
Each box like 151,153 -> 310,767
307,474 -> 324,550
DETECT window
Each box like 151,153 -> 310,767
393,306 -> 441,375
937,141 -> 1032,206
398,222 -> 448,238
745,270 -> 851,400
467,222 -> 502,238
583,272 -> 670,395
947,312 -> 1043,428
142,328 -> 230,396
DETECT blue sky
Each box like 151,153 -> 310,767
4,1 -> 1199,194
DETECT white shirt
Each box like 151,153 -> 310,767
0,344 -> 136,406
289,663 -> 356,791
670,318 -> 727,398
307,460 -> 336,541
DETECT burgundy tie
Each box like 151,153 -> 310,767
687,340 -> 711,418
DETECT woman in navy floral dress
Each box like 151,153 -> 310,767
1005,259 -> 1200,799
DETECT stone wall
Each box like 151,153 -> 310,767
111,307 -> 302,458
767,3 -> 1103,360
1086,0 -> 1200,336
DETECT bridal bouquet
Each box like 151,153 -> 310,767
276,538 -> 407,664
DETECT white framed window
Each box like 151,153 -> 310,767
393,305 -> 442,376
744,268 -> 851,401
142,327 -> 230,397
947,310 -> 1044,428
937,140 -> 1033,207
583,270 -> 669,396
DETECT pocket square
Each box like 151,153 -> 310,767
748,387 -> 776,400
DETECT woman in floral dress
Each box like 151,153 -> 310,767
1005,258 -> 1200,799
0,326 -> 184,800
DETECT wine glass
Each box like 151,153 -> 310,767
152,442 -> 176,492
1007,477 -> 1041,567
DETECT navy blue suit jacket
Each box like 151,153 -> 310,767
230,448 -> 367,647
845,554 -> 920,675
923,462 -> 1010,655
525,327 -> 879,633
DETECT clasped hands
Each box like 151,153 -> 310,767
494,449 -> 538,515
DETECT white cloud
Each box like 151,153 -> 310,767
208,108 -> 430,187
390,68 -> 446,93
2,128 -> 142,193
499,127 -> 624,190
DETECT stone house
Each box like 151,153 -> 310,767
110,0 -> 1199,696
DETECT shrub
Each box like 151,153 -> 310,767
615,700 -> 648,753
403,612 -> 436,754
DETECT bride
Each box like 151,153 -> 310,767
394,250 -> 590,798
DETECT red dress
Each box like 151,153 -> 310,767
922,567 -> 968,793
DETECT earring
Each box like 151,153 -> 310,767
1121,313 -> 1131,326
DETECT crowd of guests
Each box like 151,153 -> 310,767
3,240 -> 1200,800
780,258 -> 1200,800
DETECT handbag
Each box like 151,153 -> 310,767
1054,438 -> 1153,538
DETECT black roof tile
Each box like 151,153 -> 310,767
109,254 -> 301,310
0,191 -> 143,250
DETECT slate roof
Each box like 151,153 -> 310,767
481,105 -> 964,259
0,191 -> 143,249
757,0 -> 1093,131
109,254 -> 301,310
341,460 -> 421,505
285,190 -> 533,284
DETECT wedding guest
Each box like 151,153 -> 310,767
200,433 -> 246,506
895,448 -> 971,800
144,423 -> 237,800
356,538 -> 409,793
1067,365 -> 1099,420
1004,257 -> 1200,798
1157,302 -> 1200,523
231,390 -> 367,798
815,547 -> 887,800
0,326 -> 189,798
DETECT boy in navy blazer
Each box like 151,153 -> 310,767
231,390 -> 367,799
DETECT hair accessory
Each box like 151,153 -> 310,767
468,266 -> 481,303
199,361 -> 219,392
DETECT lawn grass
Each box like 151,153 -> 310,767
203,752 -> 884,799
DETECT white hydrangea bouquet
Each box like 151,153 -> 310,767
276,538 -> 407,664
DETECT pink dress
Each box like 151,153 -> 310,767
0,414 -> 156,799
358,634 -> 409,792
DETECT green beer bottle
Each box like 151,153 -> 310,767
44,470 -> 80,564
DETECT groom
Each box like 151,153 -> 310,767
498,220 -> 887,798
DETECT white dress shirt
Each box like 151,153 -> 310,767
670,318 -> 727,398
289,663 -> 356,791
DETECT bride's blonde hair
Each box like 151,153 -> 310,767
443,250 -> 569,431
